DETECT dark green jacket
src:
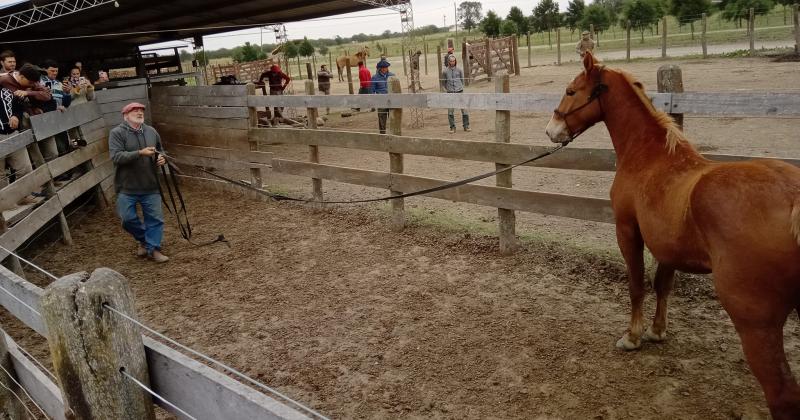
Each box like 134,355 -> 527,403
109,122 -> 162,194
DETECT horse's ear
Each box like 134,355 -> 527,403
582,51 -> 597,77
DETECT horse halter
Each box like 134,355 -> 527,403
552,66 -> 608,144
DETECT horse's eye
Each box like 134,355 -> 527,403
566,88 -> 576,96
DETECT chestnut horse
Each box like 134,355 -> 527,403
546,52 -> 800,418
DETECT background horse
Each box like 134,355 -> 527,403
546,52 -> 800,418
335,47 -> 369,82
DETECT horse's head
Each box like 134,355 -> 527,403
546,52 -> 608,144
362,46 -> 370,56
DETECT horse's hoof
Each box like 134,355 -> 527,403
616,333 -> 641,351
642,326 -> 667,343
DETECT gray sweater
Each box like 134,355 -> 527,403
109,122 -> 162,194
441,66 -> 465,93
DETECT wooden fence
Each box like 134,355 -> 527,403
462,36 -> 521,85
0,89 -> 310,418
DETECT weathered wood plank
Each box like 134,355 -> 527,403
48,141 -> 108,178
80,117 -> 107,136
94,85 -> 149,104
30,102 -> 103,139
84,125 -> 108,145
98,98 -> 150,115
166,144 -> 272,165
0,165 -> 51,212
152,113 -> 249,129
151,85 -> 248,97
671,92 -> 800,116
158,124 -> 249,150
56,160 -> 113,205
247,94 -> 427,109
0,266 -> 46,335
2,331 -> 66,420
151,104 -> 249,119
144,338 -> 311,420
0,198 -> 62,261
152,95 -> 246,107
272,159 -> 615,223
0,130 -> 34,159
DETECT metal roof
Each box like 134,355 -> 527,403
0,0 -> 407,60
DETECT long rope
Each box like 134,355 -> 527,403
119,368 -> 198,420
103,304 -> 329,420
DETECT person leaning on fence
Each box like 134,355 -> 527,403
441,55 -> 470,134
109,102 -> 169,263
317,64 -> 332,94
369,59 -> 394,134
356,61 -> 372,112
64,66 -> 95,106
576,31 -> 595,58
0,85 -> 37,207
258,64 -> 290,119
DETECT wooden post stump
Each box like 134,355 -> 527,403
658,65 -> 684,130
526,32 -> 532,67
305,80 -> 323,207
512,36 -> 520,76
41,268 -> 155,420
345,58 -> 354,95
388,77 -> 404,231
484,38 -> 493,81
495,73 -> 517,255
661,17 -> 668,58
556,28 -> 561,65
246,83 -> 262,192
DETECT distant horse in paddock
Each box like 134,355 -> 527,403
336,46 -> 369,82
546,51 -> 800,418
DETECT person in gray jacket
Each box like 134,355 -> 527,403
109,102 -> 169,263
441,55 -> 470,134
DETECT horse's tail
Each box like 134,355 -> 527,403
791,199 -> 800,246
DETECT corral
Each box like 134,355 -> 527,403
2,51 -> 800,419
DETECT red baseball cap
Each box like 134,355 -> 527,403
121,102 -> 146,114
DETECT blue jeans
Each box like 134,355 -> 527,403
116,193 -> 164,253
448,108 -> 469,129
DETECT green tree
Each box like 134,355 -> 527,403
776,0 -> 794,24
507,6 -> 530,35
299,37 -> 315,57
283,41 -> 299,59
334,35 -> 344,45
670,0 -> 712,39
458,1 -> 484,32
595,0 -> 625,28
564,0 -> 586,33
318,44 -> 329,56
533,0 -> 561,46
720,0 -> 775,28
480,10 -> 503,37
580,3 -> 611,32
232,42 -> 265,63
500,19 -> 518,36
622,0 -> 659,41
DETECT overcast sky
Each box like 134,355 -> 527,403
0,0 -> 572,51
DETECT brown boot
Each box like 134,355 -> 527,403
148,250 -> 169,263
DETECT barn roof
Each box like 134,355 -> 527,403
0,0 -> 407,61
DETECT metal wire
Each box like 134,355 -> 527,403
0,282 -> 42,317
103,304 -> 330,420
16,345 -> 57,383
0,245 -> 59,281
119,367 -> 198,420
0,361 -> 49,419
0,379 -> 39,419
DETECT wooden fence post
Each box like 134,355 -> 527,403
306,62 -> 313,80
296,56 -> 302,79
484,38 -> 493,81
246,83 -> 262,190
701,13 -> 708,58
512,36 -> 520,76
749,8 -> 755,56
438,45 -> 445,90
423,42 -> 428,75
657,65 -> 684,130
305,80 -> 323,207
328,52 -> 333,74
402,47 -> 408,76
661,17 -> 668,58
556,28 -> 561,65
41,268 -> 155,420
526,32 -> 532,67
345,58 -> 354,95
495,73 -> 517,254
0,215 -> 24,278
77,126 -> 108,210
794,4 -> 799,55
388,77 -> 404,231
626,20 -> 632,62
28,140 -> 72,245
0,331 -> 27,418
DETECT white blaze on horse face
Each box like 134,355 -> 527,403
545,115 -> 569,143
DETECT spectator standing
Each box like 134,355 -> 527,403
356,61 -> 371,112
410,50 -> 424,91
576,31 -> 595,58
64,66 -> 94,105
40,60 -> 72,162
109,102 -> 169,263
317,64 -> 332,95
258,64 -> 291,119
369,59 -> 394,134
441,55 -> 470,134
0,50 -> 16,76
443,46 -> 455,68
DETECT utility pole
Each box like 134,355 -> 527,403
454,2 -> 459,38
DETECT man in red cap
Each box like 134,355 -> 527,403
258,64 -> 291,120
108,102 -> 169,263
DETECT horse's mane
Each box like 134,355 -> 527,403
614,69 -> 690,154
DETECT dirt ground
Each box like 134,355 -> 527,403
3,54 -> 800,419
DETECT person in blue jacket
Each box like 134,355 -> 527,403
369,59 -> 394,134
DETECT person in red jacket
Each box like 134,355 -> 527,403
356,61 -> 372,112
258,64 -> 291,119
